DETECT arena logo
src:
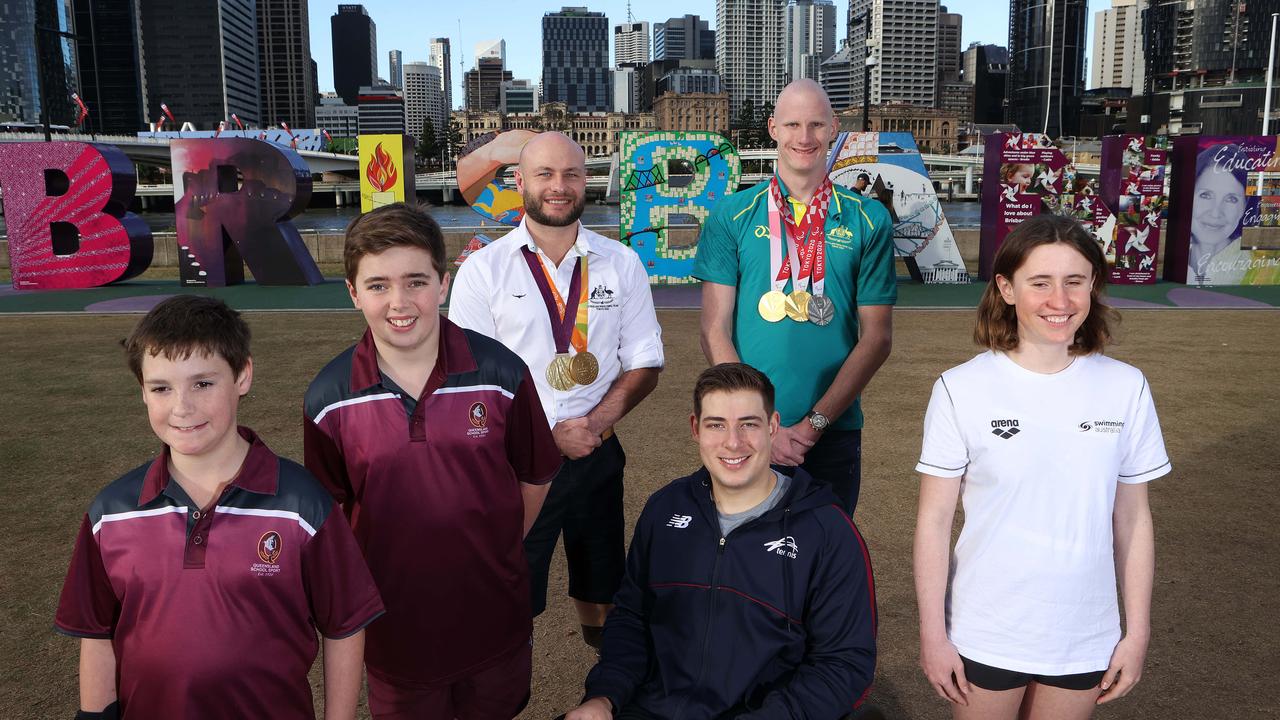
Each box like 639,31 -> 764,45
990,418 -> 1021,439
1079,420 -> 1124,434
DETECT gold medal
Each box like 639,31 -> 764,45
546,354 -> 576,391
757,290 -> 787,322
785,290 -> 811,322
568,351 -> 599,386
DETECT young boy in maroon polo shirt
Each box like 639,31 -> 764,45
304,203 -> 561,720
55,296 -> 385,720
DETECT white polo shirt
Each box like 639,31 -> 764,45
448,220 -> 664,427
917,351 -> 1170,675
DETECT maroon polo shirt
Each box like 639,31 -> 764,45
303,316 -> 560,686
55,428 -> 384,719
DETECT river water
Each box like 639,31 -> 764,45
0,201 -> 982,237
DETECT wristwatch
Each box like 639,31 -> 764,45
805,410 -> 830,432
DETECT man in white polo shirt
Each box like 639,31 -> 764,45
449,132 -> 664,650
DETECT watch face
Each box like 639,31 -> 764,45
809,412 -> 829,430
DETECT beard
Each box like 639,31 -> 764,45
523,191 -> 585,227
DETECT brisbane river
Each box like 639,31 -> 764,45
0,201 -> 983,237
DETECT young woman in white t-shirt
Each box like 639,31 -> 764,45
914,214 -> 1170,719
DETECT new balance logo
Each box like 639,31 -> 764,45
991,419 -> 1021,439
667,514 -> 692,529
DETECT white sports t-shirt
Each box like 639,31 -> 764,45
916,351 -> 1171,675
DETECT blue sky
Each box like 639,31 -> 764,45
308,0 -> 1109,107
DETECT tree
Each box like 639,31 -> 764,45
756,101 -> 775,149
418,116 -> 441,168
732,100 -> 756,149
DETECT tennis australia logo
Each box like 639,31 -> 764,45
251,531 -> 283,576
1079,419 -> 1124,434
666,514 -> 692,529
990,419 -> 1021,439
764,536 -> 798,559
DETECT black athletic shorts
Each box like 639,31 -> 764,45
960,656 -> 1106,692
524,433 -> 627,616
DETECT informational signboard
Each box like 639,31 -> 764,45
1095,134 -> 1167,284
618,130 -> 741,282
359,134 -> 416,212
1166,136 -> 1280,286
171,138 -> 321,286
827,132 -> 970,283
0,142 -> 152,290
979,132 -> 1072,279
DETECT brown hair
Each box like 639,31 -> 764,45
693,363 -> 776,418
974,213 -> 1117,355
124,295 -> 251,382
343,202 -> 447,283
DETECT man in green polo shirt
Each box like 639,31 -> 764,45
693,79 -> 896,516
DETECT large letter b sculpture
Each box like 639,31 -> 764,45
0,142 -> 153,290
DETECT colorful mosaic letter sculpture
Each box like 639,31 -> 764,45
170,138 -> 321,287
618,131 -> 742,282
0,142 -> 152,290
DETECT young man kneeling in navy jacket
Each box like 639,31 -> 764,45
562,363 -> 877,720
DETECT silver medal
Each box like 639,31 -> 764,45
807,295 -> 835,326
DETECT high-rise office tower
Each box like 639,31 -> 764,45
1090,0 -> 1143,90
1007,0 -> 1087,136
358,83 -> 404,134
717,0 -> 786,115
653,14 -> 715,61
935,5 -> 966,115
258,0 -> 316,128
542,7 -> 610,112
1133,0 -> 1274,135
2,0 -> 80,126
963,42 -> 1010,124
615,21 -> 650,66
389,49 -> 403,89
428,37 -> 452,111
849,0 -> 938,109
71,0 -> 146,133
819,45 -> 858,111
784,0 -> 837,83
403,61 -> 444,142
937,5 -> 962,83
502,79 -> 539,113
138,0 -> 259,129
464,40 -> 512,112
331,4 -> 376,106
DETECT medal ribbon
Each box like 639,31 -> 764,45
520,247 -> 587,354
768,176 -> 833,296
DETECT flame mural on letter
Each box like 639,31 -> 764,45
366,143 -> 398,191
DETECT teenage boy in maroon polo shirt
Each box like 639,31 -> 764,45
55,296 -> 384,720
304,203 -> 561,720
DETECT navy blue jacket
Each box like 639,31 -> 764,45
585,467 -> 877,719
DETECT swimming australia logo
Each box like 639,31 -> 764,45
589,282 -> 617,309
1079,419 -> 1124,434
469,401 -> 488,428
667,514 -> 692,529
764,536 -> 799,559
990,419 -> 1021,439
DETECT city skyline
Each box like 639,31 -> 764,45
307,0 -> 1114,111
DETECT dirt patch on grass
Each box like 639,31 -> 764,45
1,309 -> 1276,718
